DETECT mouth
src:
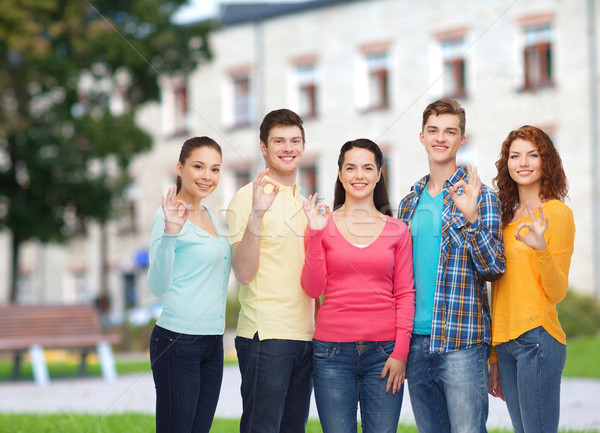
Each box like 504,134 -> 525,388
278,155 -> 296,162
351,183 -> 368,189
516,170 -> 533,176
433,145 -> 448,152
196,183 -> 213,190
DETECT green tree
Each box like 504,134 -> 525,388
0,0 -> 216,302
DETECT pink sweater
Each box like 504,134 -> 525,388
301,215 -> 415,361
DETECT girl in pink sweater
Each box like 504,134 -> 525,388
301,139 -> 415,433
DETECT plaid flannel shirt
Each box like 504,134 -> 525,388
398,167 -> 505,353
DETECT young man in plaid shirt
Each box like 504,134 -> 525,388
398,99 -> 505,433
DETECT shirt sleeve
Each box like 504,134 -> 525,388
465,187 -> 506,280
300,228 -> 327,298
226,187 -> 252,245
146,211 -> 185,297
391,224 -> 416,361
536,204 -> 575,304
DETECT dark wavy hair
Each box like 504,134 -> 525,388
333,138 -> 392,216
176,136 -> 222,193
493,125 -> 568,227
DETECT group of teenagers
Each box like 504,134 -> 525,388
146,98 -> 575,433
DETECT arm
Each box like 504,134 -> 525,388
516,202 -> 575,303
381,225 -> 415,395
449,165 -> 505,279
488,362 -> 504,400
146,188 -> 191,297
300,228 -> 328,298
228,170 -> 279,285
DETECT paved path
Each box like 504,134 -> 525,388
1,365 -> 599,431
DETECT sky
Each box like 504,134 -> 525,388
173,0 -> 309,24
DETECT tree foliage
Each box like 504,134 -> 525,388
0,0 -> 216,301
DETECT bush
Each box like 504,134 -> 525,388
557,289 -> 600,339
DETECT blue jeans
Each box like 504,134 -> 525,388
149,325 -> 223,433
496,326 -> 566,433
235,333 -> 313,433
313,340 -> 403,433
406,334 -> 490,433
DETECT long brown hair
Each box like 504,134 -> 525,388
333,138 -> 392,217
493,125 -> 568,227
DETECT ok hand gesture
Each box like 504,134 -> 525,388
251,169 -> 280,215
161,186 -> 190,234
448,164 -> 481,224
515,201 -> 548,251
302,193 -> 330,230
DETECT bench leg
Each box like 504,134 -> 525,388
97,342 -> 117,382
29,345 -> 50,386
12,352 -> 22,380
79,349 -> 90,376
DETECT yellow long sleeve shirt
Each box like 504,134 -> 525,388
490,200 -> 575,363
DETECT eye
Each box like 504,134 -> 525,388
530,153 -> 539,158
448,131 -> 456,135
194,164 -> 203,169
509,155 -> 519,159
212,168 -> 220,173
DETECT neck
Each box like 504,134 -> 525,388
339,196 -> 379,217
177,190 -> 203,209
517,184 -> 543,208
428,162 -> 457,195
265,168 -> 297,189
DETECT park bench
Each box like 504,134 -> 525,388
0,304 -> 122,386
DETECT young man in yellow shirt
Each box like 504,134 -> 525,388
227,109 -> 315,433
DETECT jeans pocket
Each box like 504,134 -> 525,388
378,340 -> 396,357
312,340 -> 336,361
554,338 -> 567,370
514,327 -> 541,348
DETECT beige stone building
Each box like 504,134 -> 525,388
2,0 -> 598,317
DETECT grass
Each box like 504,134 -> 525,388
0,414 -> 597,433
563,335 -> 600,378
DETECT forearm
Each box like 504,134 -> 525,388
231,211 -> 264,285
537,247 -> 569,303
147,235 -> 177,297
301,229 -> 327,298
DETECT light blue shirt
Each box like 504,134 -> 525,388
410,184 -> 442,335
147,207 -> 231,335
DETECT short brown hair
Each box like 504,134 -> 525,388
422,98 -> 466,137
259,109 -> 305,146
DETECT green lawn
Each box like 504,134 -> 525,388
563,335 -> 600,378
0,414 -> 597,433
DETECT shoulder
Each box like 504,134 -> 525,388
227,182 -> 253,210
544,200 -> 574,224
478,183 -> 501,206
384,216 -> 410,237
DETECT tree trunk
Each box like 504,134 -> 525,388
9,234 -> 21,303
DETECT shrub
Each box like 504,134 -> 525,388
557,289 -> 600,339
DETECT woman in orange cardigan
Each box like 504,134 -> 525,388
489,125 -> 575,433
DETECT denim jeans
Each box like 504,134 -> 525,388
406,334 -> 490,433
149,325 -> 223,433
235,333 -> 313,433
496,326 -> 566,433
313,340 -> 403,433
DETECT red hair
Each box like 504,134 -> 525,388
493,125 -> 568,227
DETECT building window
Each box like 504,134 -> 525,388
297,64 -> 318,119
117,182 -> 140,234
366,52 -> 389,110
523,25 -> 553,90
441,38 -> 466,98
299,163 -> 317,195
233,75 -> 252,128
234,166 -> 253,190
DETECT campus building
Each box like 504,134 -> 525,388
1,0 -> 598,318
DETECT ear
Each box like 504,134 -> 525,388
459,134 -> 466,148
419,131 -> 425,146
176,161 -> 183,177
260,141 -> 268,158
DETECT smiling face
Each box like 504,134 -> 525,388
176,146 -> 222,201
260,125 -> 304,182
338,147 -> 381,201
507,138 -> 542,190
420,113 -> 465,167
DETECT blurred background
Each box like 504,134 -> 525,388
1,0 -> 599,349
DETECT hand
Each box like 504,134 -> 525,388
488,363 -> 504,400
448,164 -> 481,223
302,193 -> 330,230
161,186 -> 190,234
514,201 -> 548,251
380,357 -> 406,395
251,169 -> 280,215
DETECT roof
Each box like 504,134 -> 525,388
219,0 -> 364,25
